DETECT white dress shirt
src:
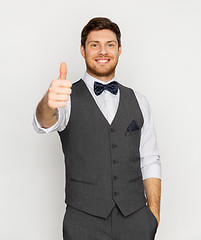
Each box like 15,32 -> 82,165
33,72 -> 161,180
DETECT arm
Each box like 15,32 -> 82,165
143,177 -> 161,226
134,91 -> 161,225
36,62 -> 72,128
36,92 -> 59,128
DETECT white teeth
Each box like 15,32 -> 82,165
96,59 -> 109,63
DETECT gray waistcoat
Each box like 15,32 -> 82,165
58,79 -> 146,219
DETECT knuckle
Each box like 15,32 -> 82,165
48,92 -> 54,100
48,86 -> 52,93
49,85 -> 56,93
67,88 -> 72,95
67,80 -> 72,87
52,79 -> 57,85
51,79 -> 59,88
47,99 -> 53,108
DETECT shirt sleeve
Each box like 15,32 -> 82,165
32,96 -> 71,133
134,91 -> 161,180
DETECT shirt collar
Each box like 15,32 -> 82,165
82,72 -> 117,91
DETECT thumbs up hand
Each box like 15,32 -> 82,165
47,62 -> 72,110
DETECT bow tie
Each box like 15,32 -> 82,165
94,81 -> 119,96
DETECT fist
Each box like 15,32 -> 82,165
47,62 -> 72,110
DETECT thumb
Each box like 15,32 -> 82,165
59,62 -> 67,80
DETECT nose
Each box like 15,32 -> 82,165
98,45 -> 108,55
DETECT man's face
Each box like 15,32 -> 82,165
80,29 -> 122,82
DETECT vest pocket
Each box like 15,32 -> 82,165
125,129 -> 140,136
70,177 -> 98,185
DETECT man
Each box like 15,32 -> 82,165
33,17 -> 161,240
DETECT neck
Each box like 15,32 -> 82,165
86,71 -> 115,83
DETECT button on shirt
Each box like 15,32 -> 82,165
33,72 -> 161,180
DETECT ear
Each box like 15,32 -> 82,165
80,45 -> 86,58
118,45 -> 122,57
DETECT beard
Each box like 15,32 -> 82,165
85,57 -> 119,77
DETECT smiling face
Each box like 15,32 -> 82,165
80,29 -> 122,82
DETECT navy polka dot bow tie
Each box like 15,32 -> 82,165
94,81 -> 119,96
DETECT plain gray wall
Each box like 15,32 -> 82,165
1,0 -> 201,239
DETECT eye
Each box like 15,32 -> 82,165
108,43 -> 114,47
91,43 -> 97,47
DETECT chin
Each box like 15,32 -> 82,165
86,64 -> 117,78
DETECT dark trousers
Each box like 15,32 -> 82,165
63,204 -> 158,240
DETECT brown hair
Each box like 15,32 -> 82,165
81,17 -> 121,49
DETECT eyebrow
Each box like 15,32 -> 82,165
87,40 -> 117,45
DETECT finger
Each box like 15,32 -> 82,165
55,94 -> 69,101
54,87 -> 72,95
53,79 -> 72,88
52,101 -> 67,108
59,62 -> 67,80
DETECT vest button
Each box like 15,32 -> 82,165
110,128 -> 116,133
112,144 -> 117,148
113,176 -> 118,180
114,192 -> 119,196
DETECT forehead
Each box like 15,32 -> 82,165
86,29 -> 117,43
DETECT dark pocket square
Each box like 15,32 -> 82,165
126,120 -> 139,132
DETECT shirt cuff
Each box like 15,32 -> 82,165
140,155 -> 162,180
32,108 -> 62,133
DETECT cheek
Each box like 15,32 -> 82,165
85,47 -> 99,55
86,52 -> 97,60
109,49 -> 119,57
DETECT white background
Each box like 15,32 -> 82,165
0,0 -> 201,239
